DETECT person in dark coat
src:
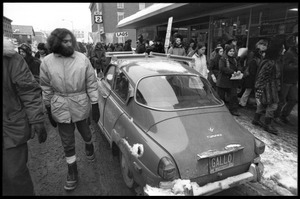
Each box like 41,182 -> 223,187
136,34 -> 146,54
216,44 -> 242,116
239,38 -> 269,107
18,43 -> 41,83
153,36 -> 165,53
35,42 -> 49,62
252,42 -> 281,135
90,42 -> 107,74
208,46 -> 223,90
274,27 -> 298,125
3,36 -> 47,196
123,39 -> 132,51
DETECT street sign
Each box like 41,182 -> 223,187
116,31 -> 128,37
94,15 -> 103,24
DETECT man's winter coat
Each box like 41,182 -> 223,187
40,51 -> 99,123
216,55 -> 242,88
242,49 -> 265,89
282,46 -> 298,84
3,43 -> 44,149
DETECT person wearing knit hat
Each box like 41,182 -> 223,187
18,43 -> 41,83
216,44 -> 243,116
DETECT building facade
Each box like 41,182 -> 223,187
3,16 -> 13,38
118,3 -> 298,58
89,3 -> 153,46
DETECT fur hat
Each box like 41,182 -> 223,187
18,43 -> 32,55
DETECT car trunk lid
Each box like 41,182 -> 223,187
147,111 -> 255,179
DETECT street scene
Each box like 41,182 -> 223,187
3,2 -> 298,196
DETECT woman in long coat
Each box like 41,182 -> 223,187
239,38 -> 268,107
253,42 -> 281,135
216,44 -> 242,116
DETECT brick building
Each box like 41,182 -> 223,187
3,16 -> 13,39
89,3 -> 153,46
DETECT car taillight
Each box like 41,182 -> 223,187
158,157 -> 179,181
254,138 -> 265,155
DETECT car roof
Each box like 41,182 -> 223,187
110,52 -> 197,86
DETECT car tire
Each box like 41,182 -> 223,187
119,150 -> 137,189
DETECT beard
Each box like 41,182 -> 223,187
58,45 -> 74,57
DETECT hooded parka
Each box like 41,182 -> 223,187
3,41 -> 45,149
40,51 -> 99,123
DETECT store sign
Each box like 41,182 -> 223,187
116,31 -> 128,37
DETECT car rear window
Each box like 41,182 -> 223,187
136,75 -> 222,109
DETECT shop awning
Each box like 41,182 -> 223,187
117,3 -> 267,29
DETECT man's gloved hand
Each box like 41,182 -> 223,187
45,105 -> 57,127
92,103 -> 100,123
31,122 -> 47,143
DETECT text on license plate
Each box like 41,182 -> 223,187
209,152 -> 234,174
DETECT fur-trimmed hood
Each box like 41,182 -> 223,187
3,36 -> 17,57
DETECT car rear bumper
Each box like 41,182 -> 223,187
143,162 -> 264,196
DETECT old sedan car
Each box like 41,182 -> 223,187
95,52 -> 265,196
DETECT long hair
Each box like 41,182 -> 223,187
47,28 -> 77,54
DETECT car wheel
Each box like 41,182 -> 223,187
120,150 -> 135,189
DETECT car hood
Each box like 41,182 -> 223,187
147,111 -> 256,179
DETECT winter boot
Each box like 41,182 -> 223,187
264,117 -> 278,135
64,161 -> 78,191
85,143 -> 95,161
252,113 -> 264,127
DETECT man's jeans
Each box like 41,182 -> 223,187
275,83 -> 298,118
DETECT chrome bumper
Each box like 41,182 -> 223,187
144,163 -> 263,196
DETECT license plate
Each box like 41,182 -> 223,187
209,152 -> 234,174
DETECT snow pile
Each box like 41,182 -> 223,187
121,138 -> 144,158
235,117 -> 298,195
144,179 -> 192,196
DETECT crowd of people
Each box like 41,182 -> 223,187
2,25 -> 297,195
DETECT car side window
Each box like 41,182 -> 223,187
114,72 -> 129,101
105,65 -> 116,87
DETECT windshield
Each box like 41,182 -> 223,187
136,75 -> 222,110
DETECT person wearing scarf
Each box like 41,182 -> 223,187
168,35 -> 186,56
216,44 -> 243,116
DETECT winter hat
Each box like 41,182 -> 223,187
18,43 -> 32,55
225,36 -> 237,45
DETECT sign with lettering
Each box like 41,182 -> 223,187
116,32 -> 128,37
164,17 -> 173,54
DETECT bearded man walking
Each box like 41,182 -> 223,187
40,28 -> 100,191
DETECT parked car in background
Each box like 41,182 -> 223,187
95,52 -> 265,196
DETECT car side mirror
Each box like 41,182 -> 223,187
126,85 -> 134,105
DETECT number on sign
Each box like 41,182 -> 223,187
94,15 -> 103,24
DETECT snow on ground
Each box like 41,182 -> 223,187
235,117 -> 298,196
